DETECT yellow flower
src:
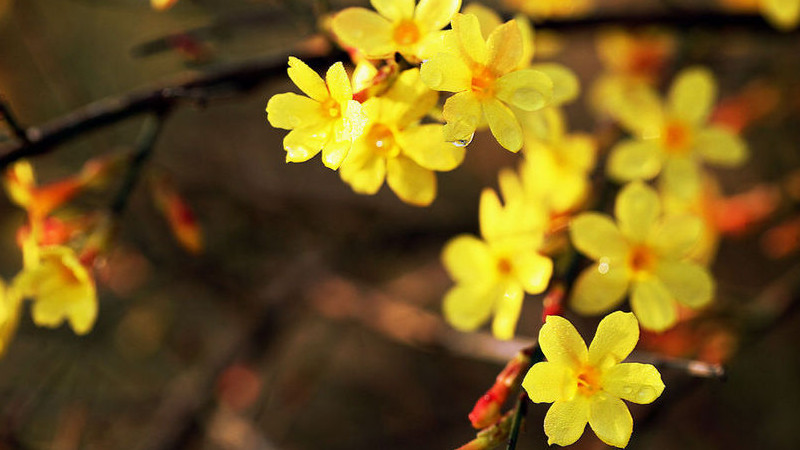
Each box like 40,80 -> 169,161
266,57 -> 368,170
569,182 -> 714,331
14,245 -> 98,335
606,67 -> 748,200
420,13 -> 553,152
339,69 -> 465,205
331,0 -> 462,63
0,280 -> 22,357
522,312 -> 665,448
761,0 -> 800,30
502,0 -> 594,19
442,188 -> 552,340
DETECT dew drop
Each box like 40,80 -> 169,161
637,386 -> 656,402
598,257 -> 610,275
452,132 -> 474,147
622,386 -> 633,395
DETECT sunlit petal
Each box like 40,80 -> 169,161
615,181 -> 660,243
483,98 -> 523,152
398,125 -> 466,171
287,57 -> 329,102
588,395 -> 632,448
539,315 -> 588,368
442,91 -> 481,142
607,139 -> 664,182
588,311 -> 639,370
451,13 -> 488,65
486,20 -> 523,74
495,69 -> 553,112
668,67 -> 716,126
544,398 -> 590,447
266,93 -> 325,130
491,282 -> 524,340
441,235 -> 495,284
371,0 -> 414,21
603,363 -> 665,404
415,0 -> 462,32
511,251 -> 553,294
386,155 -> 436,206
570,213 -> 629,261
694,126 -> 748,166
630,278 -> 677,332
419,52 -> 472,92
332,8 -> 395,59
656,261 -> 714,308
523,362 -> 577,403
570,264 -> 630,315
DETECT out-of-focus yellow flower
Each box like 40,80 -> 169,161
606,67 -> 748,200
331,0 -> 462,63
442,188 -> 552,340
569,182 -> 714,332
522,312 -> 664,448
151,0 -> 179,11
590,28 -> 675,118
266,57 -> 368,170
760,0 -> 800,30
15,245 -> 98,335
519,109 -> 597,215
503,0 -> 593,19
339,69 -> 464,205
420,13 -> 553,152
5,160 -> 86,222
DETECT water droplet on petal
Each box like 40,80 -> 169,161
622,386 -> 633,395
637,386 -> 656,402
452,132 -> 474,148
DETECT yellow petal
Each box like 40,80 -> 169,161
602,363 -> 665,404
398,125 -> 466,171
630,278 -> 677,332
483,98 -> 523,152
588,395 -> 632,448
486,20 -> 523,75
611,84 -> 664,138
529,63 -> 580,105
544,398 -> 590,446
660,156 -> 701,200
266,93 -> 325,130
321,138 -> 351,170
762,0 -> 800,30
606,139 -> 664,182
442,234 -> 494,284
656,261 -> 714,308
570,213 -> 629,261
343,99 -> 368,142
383,68 -> 439,127
668,66 -> 716,126
462,2 -> 501,38
523,361 -> 578,403
451,13 -> 488,65
415,0 -> 462,32
332,8 -> 394,59
539,315 -> 588,367
442,91 -> 481,143
339,143 -> 386,195
588,311 -> 639,370
570,264 -> 630,315
386,155 -> 436,206
283,126 -> 328,163
287,56 -> 328,102
479,187 -> 504,241
371,0 -> 414,21
615,181 -> 660,243
511,251 -> 553,294
650,215 -> 702,259
442,283 -> 495,331
491,282 -> 524,340
326,62 -> 353,104
694,126 -> 748,166
495,69 -> 553,112
419,52 -> 472,92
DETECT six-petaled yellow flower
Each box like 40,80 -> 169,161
332,0 -> 462,63
420,13 -> 553,151
523,311 -> 665,448
339,69 -> 465,205
569,182 -> 715,331
266,57 -> 368,169
606,67 -> 748,200
442,187 -> 552,340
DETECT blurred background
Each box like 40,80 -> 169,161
0,0 -> 799,449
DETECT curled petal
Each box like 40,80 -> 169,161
332,8 -> 394,59
570,213 -> 629,261
656,261 -> 714,309
495,69 -> 553,112
523,362 -> 577,403
630,278 -> 677,332
287,57 -> 328,102
544,398 -> 590,447
588,311 -> 639,370
491,282 -> 524,340
615,181 -> 660,243
607,139 -> 664,182
415,0 -> 462,32
588,395 -> 633,448
668,67 -> 716,126
695,126 -> 748,167
441,235 -> 494,284
386,155 -> 436,206
483,98 -> 523,152
603,363 -> 665,404
539,315 -> 588,368
486,20 -> 523,74
570,264 -> 630,315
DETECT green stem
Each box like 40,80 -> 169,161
111,112 -> 167,215
505,392 -> 528,450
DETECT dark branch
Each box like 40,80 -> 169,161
0,98 -> 29,144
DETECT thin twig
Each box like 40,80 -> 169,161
505,393 -> 528,450
0,98 -> 29,143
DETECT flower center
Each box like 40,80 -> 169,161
392,20 -> 421,46
320,97 -> 341,119
576,365 -> 601,397
661,120 -> 693,154
628,244 -> 656,275
366,124 -> 398,158
470,66 -> 497,99
496,257 -> 513,276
